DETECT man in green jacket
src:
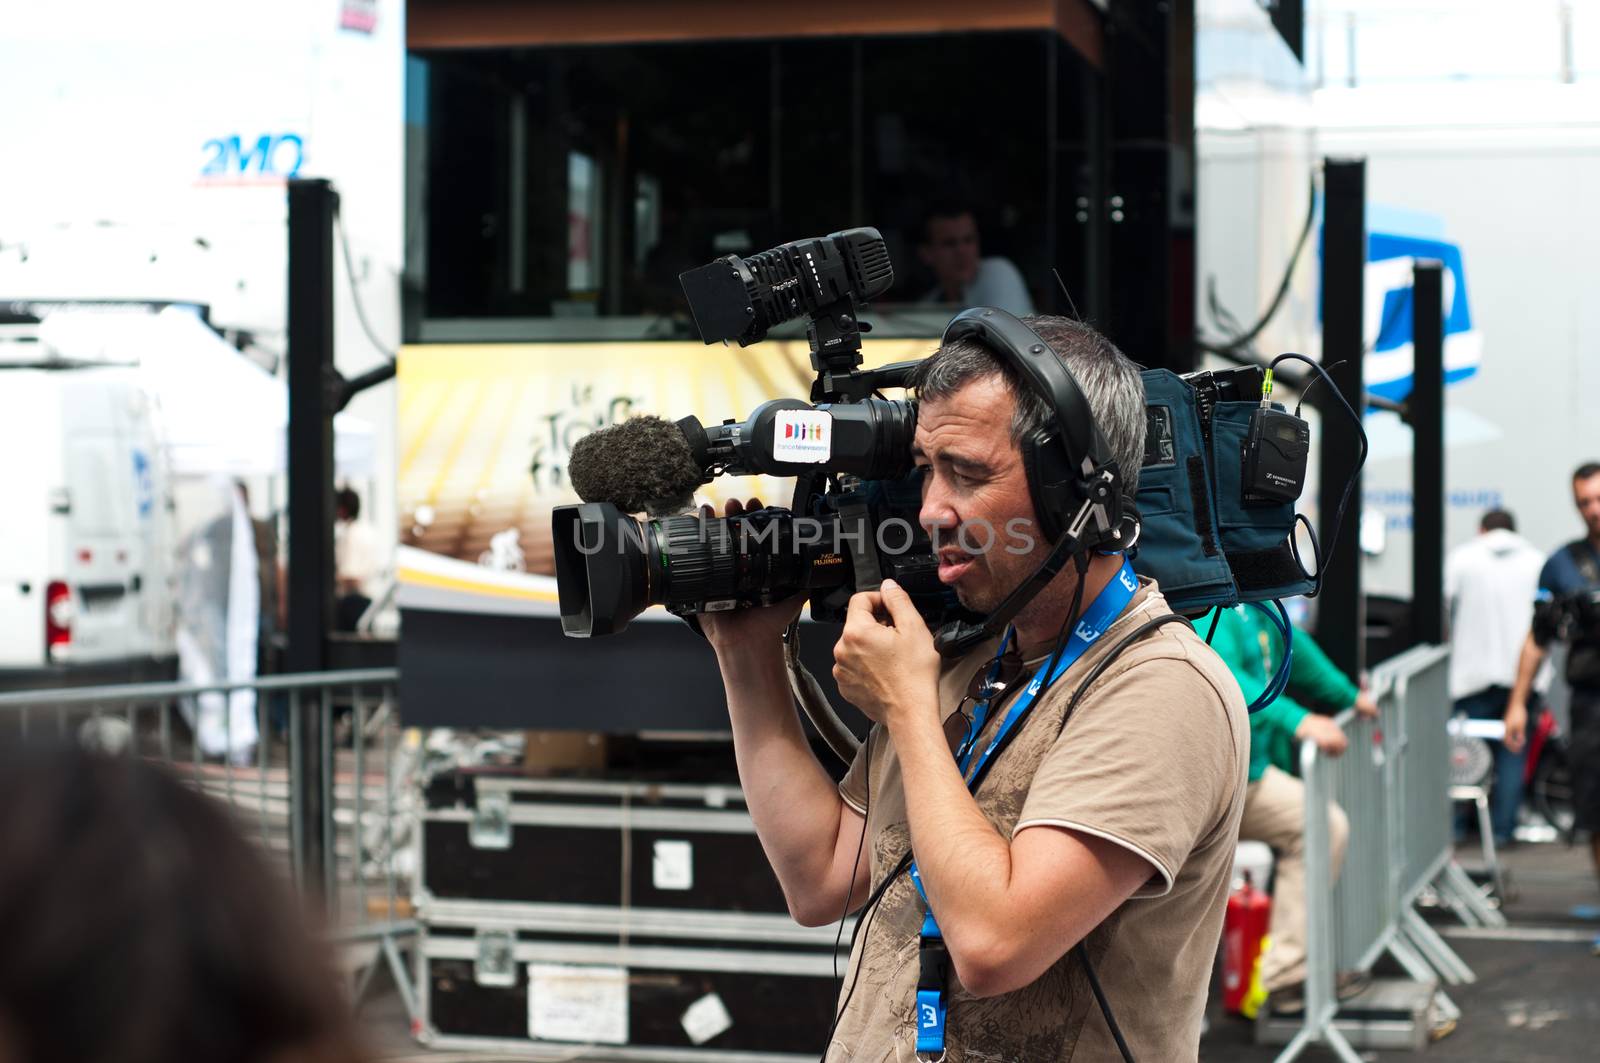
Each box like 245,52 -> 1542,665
1209,605 -> 1377,1010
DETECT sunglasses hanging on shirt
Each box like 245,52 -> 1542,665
965,644 -> 1025,703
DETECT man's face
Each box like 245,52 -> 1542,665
1575,473 -> 1600,538
912,375 -> 1042,613
919,213 -> 981,291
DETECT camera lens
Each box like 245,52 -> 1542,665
652,510 -> 840,614
552,503 -> 652,637
553,503 -> 854,635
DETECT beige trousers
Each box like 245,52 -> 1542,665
1238,765 -> 1349,992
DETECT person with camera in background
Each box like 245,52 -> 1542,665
1506,463 -> 1600,919
701,315 -> 1248,1061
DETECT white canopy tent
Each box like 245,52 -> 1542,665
34,306 -> 375,477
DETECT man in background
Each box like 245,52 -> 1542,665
334,486 -> 379,632
1507,464 -> 1600,909
916,202 -> 1034,315
1445,508 -> 1545,845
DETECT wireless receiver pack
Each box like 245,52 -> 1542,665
1243,404 -> 1310,505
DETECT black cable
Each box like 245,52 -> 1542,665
1197,172 -> 1318,357
820,850 -> 910,1061
333,208 -> 398,363
1058,614 -> 1194,737
1268,352 -> 1370,596
1076,942 -> 1137,1063
1205,607 -> 1222,646
833,739 -> 872,981
1289,513 -> 1322,585
1295,359 -> 1347,417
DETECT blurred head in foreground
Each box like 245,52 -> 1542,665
0,747 -> 366,1063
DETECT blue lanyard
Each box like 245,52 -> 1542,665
908,558 -> 1139,1057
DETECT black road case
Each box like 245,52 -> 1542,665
415,773 -> 851,1059
416,905 -> 849,1061
419,774 -> 791,915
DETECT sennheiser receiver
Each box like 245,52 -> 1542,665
1243,407 -> 1310,504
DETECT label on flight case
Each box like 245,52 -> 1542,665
772,409 -> 832,463
528,964 -> 628,1044
651,839 -> 694,891
681,991 -> 734,1045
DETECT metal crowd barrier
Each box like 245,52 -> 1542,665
1275,645 -> 1500,1062
0,669 -> 417,1022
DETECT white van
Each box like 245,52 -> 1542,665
0,354 -> 178,684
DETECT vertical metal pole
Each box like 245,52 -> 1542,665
289,689 -> 305,890
322,688 -> 337,917
1318,159 -> 1367,677
258,696 -> 270,851
1411,261 -> 1446,647
1345,13 -> 1358,88
287,177 -> 339,899
383,690 -> 396,920
508,93 -> 527,294
353,686 -> 366,925
1560,1 -> 1575,84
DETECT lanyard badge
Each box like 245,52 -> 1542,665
907,558 -> 1138,1060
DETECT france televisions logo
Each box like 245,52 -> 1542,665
772,411 -> 832,463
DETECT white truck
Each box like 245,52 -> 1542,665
0,337 -> 178,685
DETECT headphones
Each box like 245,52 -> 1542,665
938,307 -> 1134,551
930,308 -> 1137,658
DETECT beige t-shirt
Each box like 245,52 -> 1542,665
829,580 -> 1247,1063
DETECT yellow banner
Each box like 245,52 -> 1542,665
397,338 -> 936,611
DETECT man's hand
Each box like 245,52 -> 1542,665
695,499 -> 806,654
1353,690 -> 1379,719
1296,713 -> 1349,757
832,579 -> 941,729
1503,697 -> 1529,755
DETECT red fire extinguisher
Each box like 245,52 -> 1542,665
1223,871 -> 1272,1014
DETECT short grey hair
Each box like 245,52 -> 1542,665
908,315 -> 1147,494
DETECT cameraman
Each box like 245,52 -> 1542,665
1507,462 -> 1600,892
702,316 -> 1248,1062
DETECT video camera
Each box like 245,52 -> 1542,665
554,228 -> 977,639
1535,587 -> 1600,646
552,226 -> 1349,652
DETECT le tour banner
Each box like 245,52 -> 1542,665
395,338 -> 935,619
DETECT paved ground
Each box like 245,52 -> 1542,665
1203,842 -> 1600,1062
362,841 -> 1600,1062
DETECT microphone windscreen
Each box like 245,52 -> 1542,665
567,415 -> 705,517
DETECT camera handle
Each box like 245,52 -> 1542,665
806,301 -> 922,404
806,295 -> 867,382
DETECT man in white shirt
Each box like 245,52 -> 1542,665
916,203 -> 1035,315
1445,509 -> 1546,844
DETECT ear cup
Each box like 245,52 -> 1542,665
1020,427 -> 1077,545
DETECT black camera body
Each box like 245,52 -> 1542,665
1534,586 -> 1600,688
553,228 -> 978,638
1534,587 -> 1600,646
